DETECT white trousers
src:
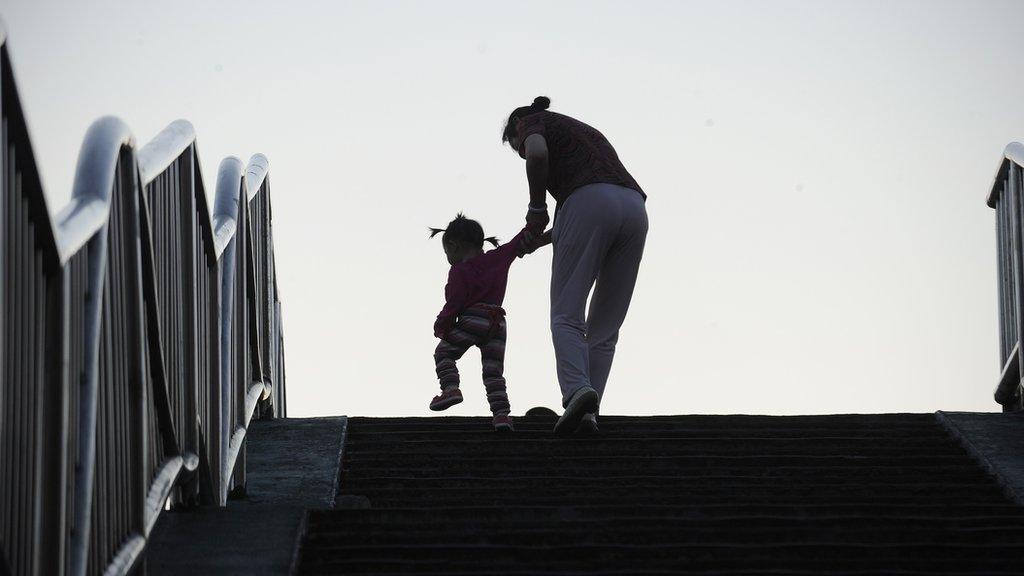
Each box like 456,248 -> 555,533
550,183 -> 648,407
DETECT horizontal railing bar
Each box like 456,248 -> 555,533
994,341 -> 1020,407
54,117 -> 134,262
66,138 -> 272,264
136,120 -> 195,186
244,154 -> 268,201
214,155 -> 274,258
212,158 -> 242,257
182,451 -> 199,473
220,381 -> 266,495
100,535 -> 145,576
244,382 -> 264,429
143,456 -> 184,537
988,142 -> 1024,208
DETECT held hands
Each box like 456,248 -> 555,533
525,204 -> 550,233
518,228 -> 553,257
518,203 -> 552,258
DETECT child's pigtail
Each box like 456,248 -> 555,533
428,227 -> 446,239
484,236 -> 500,247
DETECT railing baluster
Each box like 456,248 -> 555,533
1014,165 -> 1024,413
997,197 -> 1007,363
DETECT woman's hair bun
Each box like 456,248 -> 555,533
532,96 -> 551,110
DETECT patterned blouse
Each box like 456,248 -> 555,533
516,111 -> 645,206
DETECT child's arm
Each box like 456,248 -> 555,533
434,268 -> 467,338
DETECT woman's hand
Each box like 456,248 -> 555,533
518,229 -> 553,257
525,205 -> 549,232
519,203 -> 549,256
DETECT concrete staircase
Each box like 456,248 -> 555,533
294,414 -> 1024,575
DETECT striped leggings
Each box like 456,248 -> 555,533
434,304 -> 510,416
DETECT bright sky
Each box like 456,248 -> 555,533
2,0 -> 1021,417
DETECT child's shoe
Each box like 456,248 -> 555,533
430,388 -> 463,411
493,414 -> 514,432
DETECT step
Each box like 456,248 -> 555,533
298,542 -> 1024,572
310,504 -> 1024,523
295,414 -> 1022,575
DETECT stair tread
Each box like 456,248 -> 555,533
295,414 -> 1022,575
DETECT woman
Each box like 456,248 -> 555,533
504,96 -> 648,435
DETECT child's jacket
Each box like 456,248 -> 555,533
434,229 -> 527,338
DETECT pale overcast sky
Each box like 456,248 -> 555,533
1,0 -> 1020,416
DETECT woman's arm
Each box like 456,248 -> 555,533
524,134 -> 549,209
523,134 -> 550,232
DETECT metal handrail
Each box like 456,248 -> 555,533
988,143 -> 1024,208
988,142 -> 1024,411
137,119 -> 195,185
0,31 -> 286,576
55,117 -> 133,261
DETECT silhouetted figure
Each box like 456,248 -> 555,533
429,214 -> 542,432
504,96 -> 648,435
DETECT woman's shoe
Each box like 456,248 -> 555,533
493,414 -> 514,432
430,388 -> 463,411
554,387 -> 599,435
576,413 -> 599,435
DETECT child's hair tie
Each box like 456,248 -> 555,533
429,214 -> 498,248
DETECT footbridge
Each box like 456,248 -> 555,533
5,29 -> 1024,576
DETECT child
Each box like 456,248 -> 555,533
429,213 -> 531,432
